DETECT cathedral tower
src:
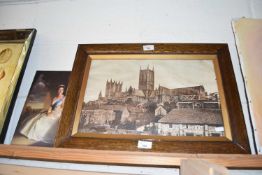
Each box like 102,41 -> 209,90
138,66 -> 154,98
105,79 -> 122,98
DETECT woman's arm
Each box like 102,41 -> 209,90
60,96 -> 65,108
47,97 -> 56,115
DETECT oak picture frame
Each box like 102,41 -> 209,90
54,43 -> 250,154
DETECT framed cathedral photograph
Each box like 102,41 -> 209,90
0,29 -> 36,143
55,44 -> 250,154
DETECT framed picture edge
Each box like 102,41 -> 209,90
54,43 -> 251,154
0,28 -> 37,143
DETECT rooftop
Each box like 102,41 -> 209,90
158,109 -> 223,125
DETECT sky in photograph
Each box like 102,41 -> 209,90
84,59 -> 219,102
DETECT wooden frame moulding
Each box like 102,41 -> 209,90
54,43 -> 250,154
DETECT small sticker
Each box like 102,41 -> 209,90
215,126 -> 224,132
143,45 -> 154,51
137,140 -> 152,149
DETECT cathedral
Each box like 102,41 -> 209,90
80,66 -> 222,137
138,66 -> 154,98
100,66 -> 210,104
105,80 -> 123,98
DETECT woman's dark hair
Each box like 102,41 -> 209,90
57,84 -> 65,89
57,84 -> 65,95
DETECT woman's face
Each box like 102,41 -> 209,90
57,87 -> 64,95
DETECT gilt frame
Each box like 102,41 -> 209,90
0,29 -> 36,142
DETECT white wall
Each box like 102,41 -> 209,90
251,0 -> 262,18
0,0 -> 261,174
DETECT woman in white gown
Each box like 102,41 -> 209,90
20,85 -> 65,144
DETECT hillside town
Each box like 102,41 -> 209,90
78,66 -> 224,137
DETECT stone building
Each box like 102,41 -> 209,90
156,108 -> 224,136
80,65 -> 222,135
81,109 -> 116,126
99,67 -> 211,105
155,104 -> 167,117
154,85 -> 207,103
138,66 -> 154,98
105,79 -> 123,98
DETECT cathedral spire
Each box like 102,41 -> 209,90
98,91 -> 102,99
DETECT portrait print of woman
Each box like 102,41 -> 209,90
12,71 -> 70,146
19,84 -> 65,144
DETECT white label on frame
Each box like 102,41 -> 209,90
143,45 -> 154,51
215,126 -> 224,132
137,140 -> 152,149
